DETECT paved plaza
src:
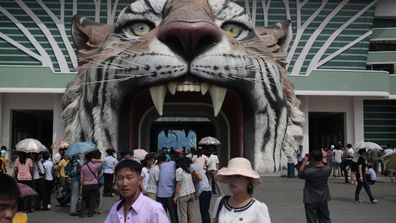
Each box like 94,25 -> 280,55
27,176 -> 396,223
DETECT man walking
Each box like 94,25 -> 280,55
298,149 -> 332,223
355,148 -> 377,203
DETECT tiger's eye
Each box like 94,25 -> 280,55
222,23 -> 243,38
129,22 -> 152,36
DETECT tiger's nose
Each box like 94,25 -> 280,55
158,21 -> 222,61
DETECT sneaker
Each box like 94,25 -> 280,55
355,200 -> 363,203
371,199 -> 378,204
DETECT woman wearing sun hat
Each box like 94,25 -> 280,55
213,157 -> 271,223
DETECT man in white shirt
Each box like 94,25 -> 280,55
103,148 -> 118,197
207,150 -> 223,195
42,152 -> 54,210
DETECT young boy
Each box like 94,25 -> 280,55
105,159 -> 169,223
366,164 -> 377,185
0,173 -> 20,223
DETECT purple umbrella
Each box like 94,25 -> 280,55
17,183 -> 38,198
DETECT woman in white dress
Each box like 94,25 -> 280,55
213,157 -> 271,223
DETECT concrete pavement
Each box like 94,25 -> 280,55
27,176 -> 396,223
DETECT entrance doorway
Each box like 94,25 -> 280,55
138,103 -> 231,167
150,116 -> 215,153
309,112 -> 345,151
11,110 -> 53,148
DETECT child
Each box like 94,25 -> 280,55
366,164 -> 377,185
105,159 -> 169,223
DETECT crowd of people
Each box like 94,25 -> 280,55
1,143 -> 274,223
295,142 -> 396,223
2,140 -> 396,223
296,144 -> 388,223
297,142 -> 396,185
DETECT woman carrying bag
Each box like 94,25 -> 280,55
14,152 -> 33,212
79,150 -> 102,218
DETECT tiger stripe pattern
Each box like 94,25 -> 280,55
62,0 -> 304,173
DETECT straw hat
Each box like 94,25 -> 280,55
215,157 -> 262,185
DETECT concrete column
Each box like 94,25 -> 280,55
299,95 -> 309,154
0,93 -> 3,146
353,97 -> 364,144
345,97 -> 354,145
52,94 -> 64,143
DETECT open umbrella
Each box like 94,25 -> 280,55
133,149 -> 148,160
354,142 -> 383,151
382,151 -> 396,170
16,138 -> 47,153
198,136 -> 221,145
51,140 -> 69,150
17,183 -> 38,198
65,141 -> 96,156
51,140 -> 69,161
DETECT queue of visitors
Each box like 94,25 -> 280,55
3,143 -> 266,223
2,139 -> 395,223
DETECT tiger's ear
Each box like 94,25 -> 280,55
72,15 -> 115,50
255,20 -> 292,55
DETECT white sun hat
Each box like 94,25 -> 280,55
215,157 -> 262,185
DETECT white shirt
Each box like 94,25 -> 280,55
104,156 -> 118,174
175,167 -> 195,197
333,150 -> 343,163
43,160 -> 54,181
214,197 -> 271,223
347,148 -> 354,158
142,167 -> 149,191
193,155 -> 208,168
105,193 -> 169,223
368,168 -> 377,181
147,165 -> 159,194
207,154 -> 219,171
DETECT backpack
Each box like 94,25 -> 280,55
38,160 -> 46,177
65,159 -> 80,177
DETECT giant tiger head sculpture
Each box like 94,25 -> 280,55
63,0 -> 304,173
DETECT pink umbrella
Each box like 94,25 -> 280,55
17,183 -> 38,198
133,149 -> 148,160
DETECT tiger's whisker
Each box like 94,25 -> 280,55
82,72 -> 156,85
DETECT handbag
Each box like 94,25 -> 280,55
213,195 -> 230,223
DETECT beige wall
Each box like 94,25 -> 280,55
298,95 -> 366,150
0,93 -> 64,149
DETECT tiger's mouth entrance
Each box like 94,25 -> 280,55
118,76 -> 246,163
